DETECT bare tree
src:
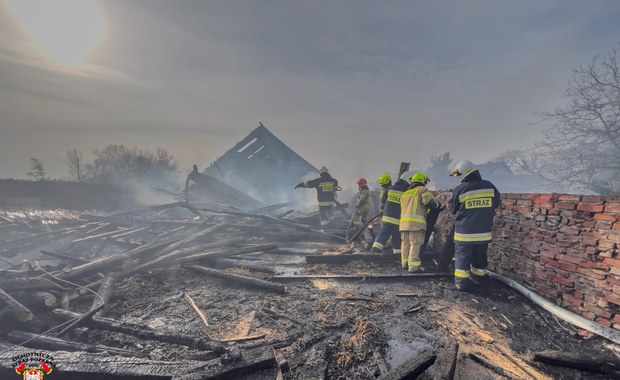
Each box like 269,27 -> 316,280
26,157 -> 46,181
513,43 -> 620,195
66,148 -> 83,182
426,151 -> 453,177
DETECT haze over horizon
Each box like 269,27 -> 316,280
1,0 -> 620,187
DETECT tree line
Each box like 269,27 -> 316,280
27,144 -> 178,183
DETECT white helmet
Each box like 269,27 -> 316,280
400,170 -> 414,183
450,160 -> 477,178
318,166 -> 329,174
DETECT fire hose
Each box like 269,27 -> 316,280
345,213 -> 381,243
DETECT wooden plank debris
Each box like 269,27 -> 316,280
184,292 -> 209,328
51,309 -> 227,353
379,348 -> 436,380
305,254 -> 399,264
532,349 -> 620,374
187,265 -> 286,294
0,286 -> 33,321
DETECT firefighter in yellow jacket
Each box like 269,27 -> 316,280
399,172 -> 442,272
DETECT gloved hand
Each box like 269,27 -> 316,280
294,183 -> 303,189
437,201 -> 446,211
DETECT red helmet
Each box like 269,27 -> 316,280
357,178 -> 367,186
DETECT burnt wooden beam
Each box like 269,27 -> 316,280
305,254 -> 399,264
533,350 -> 620,374
379,348 -> 436,380
7,330 -> 146,357
0,349 -> 209,379
207,258 -> 276,275
91,272 -> 118,317
186,265 -> 286,294
0,286 -> 33,321
272,273 -> 452,280
51,309 -> 227,354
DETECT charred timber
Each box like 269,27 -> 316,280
7,330 -> 146,357
379,348 -> 436,380
186,265 -> 286,294
51,309 -> 227,354
305,254 -> 399,264
533,350 -> 620,374
207,258 -> 276,275
0,286 -> 33,321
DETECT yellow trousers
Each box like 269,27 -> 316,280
400,230 -> 424,270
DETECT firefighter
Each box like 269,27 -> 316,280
353,178 -> 370,227
399,172 -> 442,272
377,173 -> 392,215
449,160 -> 501,291
295,166 -> 339,226
370,171 -> 413,255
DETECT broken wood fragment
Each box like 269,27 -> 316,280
186,264 -> 286,294
51,309 -> 227,353
7,330 -> 145,357
475,330 -> 494,343
91,272 -> 118,317
0,286 -> 33,321
533,350 -> 620,374
176,345 -> 276,380
468,352 -> 525,380
219,333 -> 266,343
184,292 -> 209,327
379,348 -> 436,380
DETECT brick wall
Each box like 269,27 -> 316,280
434,192 -> 620,330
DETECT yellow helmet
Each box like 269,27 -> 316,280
377,173 -> 391,186
412,172 -> 430,184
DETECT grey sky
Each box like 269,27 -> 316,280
1,0 -> 619,187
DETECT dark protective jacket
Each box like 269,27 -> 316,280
378,183 -> 391,214
449,170 -> 501,244
302,173 -> 339,207
381,178 -> 409,225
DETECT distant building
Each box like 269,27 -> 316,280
203,123 -> 317,204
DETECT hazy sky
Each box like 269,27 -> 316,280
1,0 -> 619,186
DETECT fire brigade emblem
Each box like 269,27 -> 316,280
12,353 -> 55,379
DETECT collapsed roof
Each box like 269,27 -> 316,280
203,123 -> 317,204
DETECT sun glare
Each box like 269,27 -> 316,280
3,0 -> 104,66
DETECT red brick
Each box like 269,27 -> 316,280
583,220 -> 597,228
597,221 -> 614,230
614,314 -> 620,324
532,194 -> 559,204
594,214 -> 616,221
581,310 -> 596,320
558,194 -> 581,202
582,196 -> 604,203
599,240 -> 617,249
541,257 -> 560,268
560,262 -> 579,272
574,290 -> 584,299
581,230 -> 602,239
604,258 -> 620,267
614,223 -> 620,231
611,267 -> 620,277
577,268 -> 607,280
580,236 -> 598,246
598,318 -> 613,328
583,302 -> 613,319
562,294 -> 582,307
556,254 -> 584,265
605,204 -> 620,213
552,275 -> 574,287
577,203 -> 605,212
547,209 -> 561,216
608,294 -> 620,306
555,202 -> 576,210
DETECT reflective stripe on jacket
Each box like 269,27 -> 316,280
449,170 -> 500,243
381,179 -> 409,225
304,173 -> 338,207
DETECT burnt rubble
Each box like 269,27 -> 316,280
0,196 -> 618,379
